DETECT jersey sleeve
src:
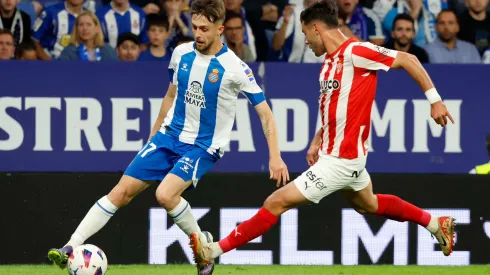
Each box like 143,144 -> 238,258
32,9 -> 53,42
236,62 -> 265,106
351,42 -> 398,71
139,11 -> 149,44
168,46 -> 182,85
96,10 -> 108,42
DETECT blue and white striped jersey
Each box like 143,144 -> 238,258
162,42 -> 265,157
96,3 -> 147,48
32,3 -> 83,58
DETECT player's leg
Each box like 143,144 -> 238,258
48,176 -> 152,268
190,155 -> 341,270
48,132 -> 176,269
342,172 -> 456,256
156,145 -> 219,235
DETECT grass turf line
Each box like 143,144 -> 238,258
0,265 -> 489,275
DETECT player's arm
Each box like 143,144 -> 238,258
148,83 -> 176,140
351,43 -> 454,127
391,52 -> 454,126
306,128 -> 322,166
254,101 -> 290,186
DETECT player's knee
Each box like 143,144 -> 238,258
155,190 -> 179,210
263,193 -> 288,215
108,187 -> 133,208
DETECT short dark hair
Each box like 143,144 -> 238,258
300,0 -> 338,28
392,13 -> 415,31
15,39 -> 35,58
224,10 -> 243,25
147,13 -> 169,31
436,9 -> 457,23
0,28 -> 14,41
117,32 -> 140,47
191,0 -> 226,24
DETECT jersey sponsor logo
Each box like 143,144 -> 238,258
185,81 -> 207,109
306,171 -> 326,190
320,79 -> 340,93
208,69 -> 220,83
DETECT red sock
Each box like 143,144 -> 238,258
218,207 -> 278,253
375,194 -> 431,227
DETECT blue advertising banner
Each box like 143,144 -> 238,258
0,61 -> 488,173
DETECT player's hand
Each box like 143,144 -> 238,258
269,156 -> 289,187
431,101 -> 455,127
306,145 -> 320,166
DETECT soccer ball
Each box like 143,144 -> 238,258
67,244 -> 108,275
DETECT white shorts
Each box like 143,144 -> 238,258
293,153 -> 371,203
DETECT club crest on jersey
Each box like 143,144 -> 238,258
320,79 -> 340,93
208,69 -> 220,83
336,62 -> 343,74
185,81 -> 206,109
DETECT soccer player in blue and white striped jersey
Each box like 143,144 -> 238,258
47,0 -> 289,273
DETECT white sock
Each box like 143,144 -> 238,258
65,196 -> 118,248
210,242 -> 224,259
167,197 -> 201,235
426,215 -> 439,234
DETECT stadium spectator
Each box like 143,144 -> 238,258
458,0 -> 490,55
17,1 -> 42,24
222,10 -> 254,62
224,0 -> 256,60
116,31 -> 140,60
0,28 -> 14,59
15,39 -> 38,59
96,0 -> 148,49
242,0 -> 288,61
161,0 -> 193,53
58,11 -> 117,61
384,14 -> 429,63
469,134 -> 490,174
176,34 -> 193,45
101,0 -> 161,15
382,0 -> 448,47
337,0 -> 385,45
272,0 -> 324,62
138,13 -> 170,61
0,0 -> 31,46
32,0 -> 85,60
424,9 -> 481,63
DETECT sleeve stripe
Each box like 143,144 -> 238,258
168,69 -> 175,83
242,91 -> 266,106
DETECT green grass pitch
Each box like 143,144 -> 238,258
1,265 -> 489,275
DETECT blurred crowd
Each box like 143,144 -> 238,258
1,0 -> 490,63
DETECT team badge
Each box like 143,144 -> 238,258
132,20 -> 139,29
336,61 -> 343,74
60,35 -> 71,47
208,69 -> 219,83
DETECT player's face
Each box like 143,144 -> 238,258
337,0 -> 359,15
77,15 -> 98,42
466,0 -> 489,14
191,14 -> 224,54
392,19 -> 415,47
302,21 -> 326,57
436,12 -> 459,42
117,40 -> 140,61
0,34 -> 14,60
148,25 -> 169,47
0,0 -> 18,12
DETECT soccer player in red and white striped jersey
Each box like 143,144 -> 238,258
190,1 -> 456,271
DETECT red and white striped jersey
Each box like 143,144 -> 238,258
318,38 -> 398,159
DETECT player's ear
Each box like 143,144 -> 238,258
217,24 -> 225,36
313,23 -> 319,35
